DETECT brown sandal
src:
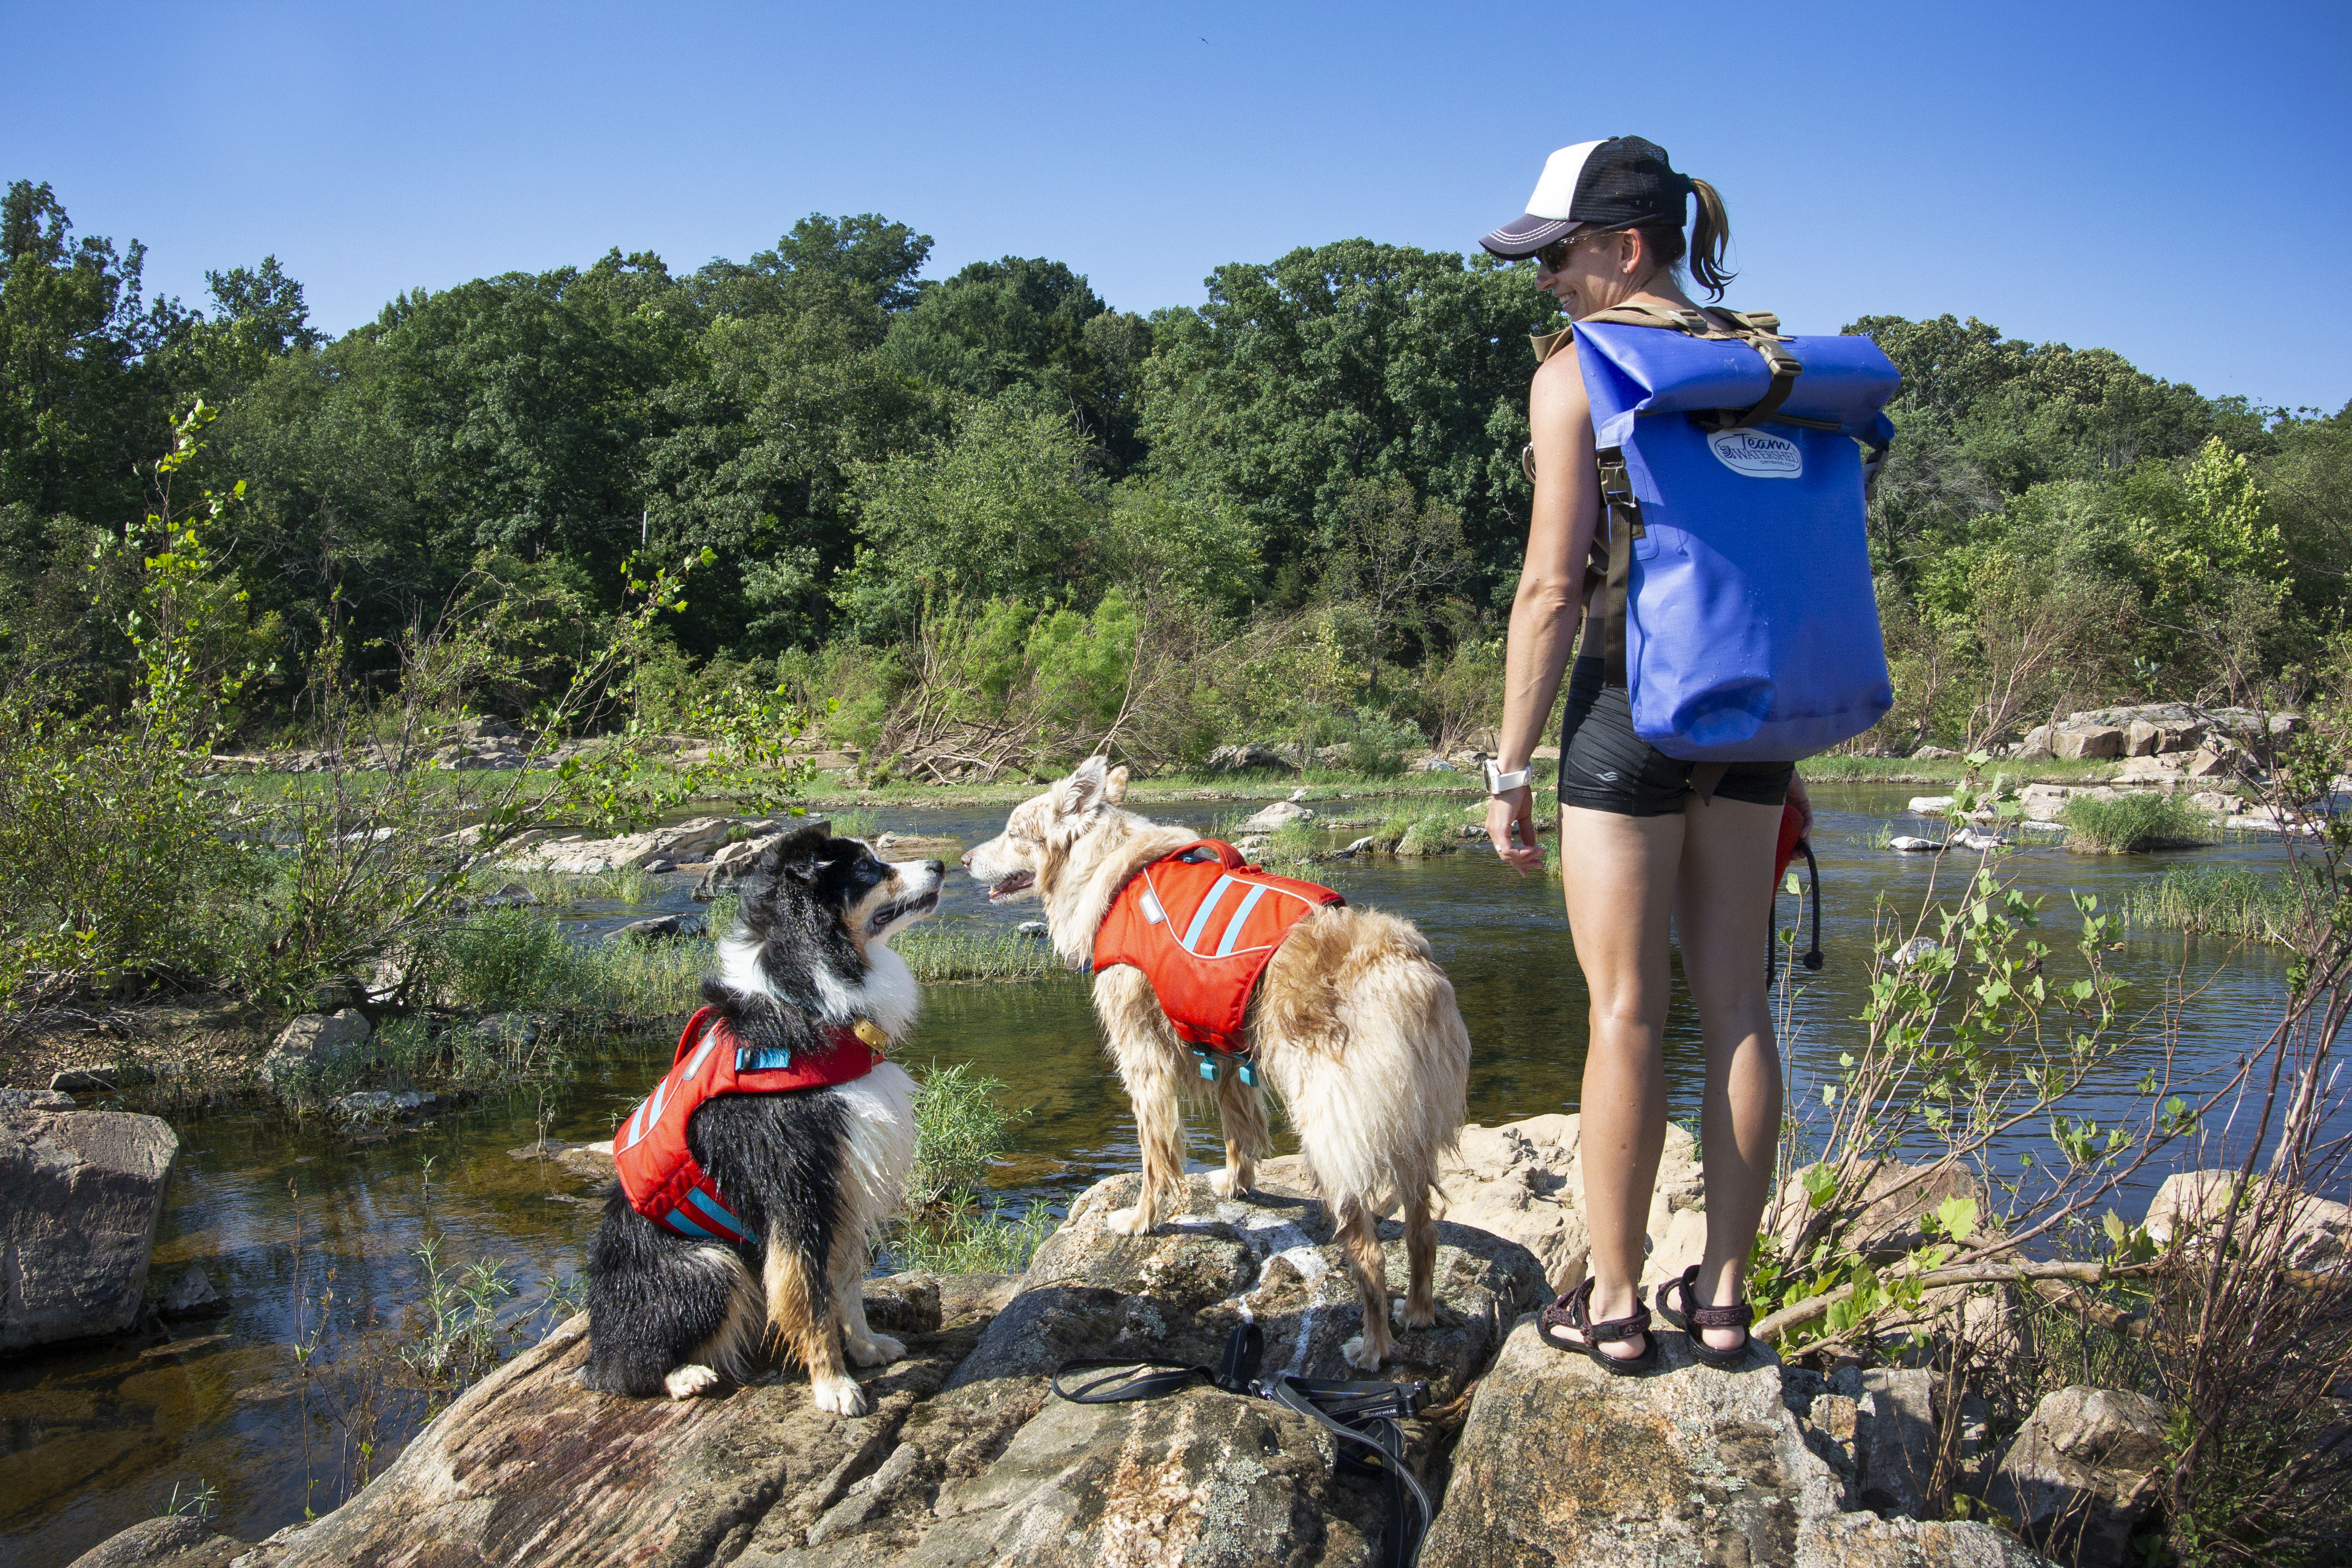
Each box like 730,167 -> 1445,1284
1656,1265 -> 1755,1368
1536,1277 -> 1657,1376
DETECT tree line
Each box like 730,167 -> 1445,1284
5,176 -> 2346,763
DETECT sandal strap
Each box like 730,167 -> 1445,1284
1557,1277 -> 1651,1345
1668,1266 -> 1753,1330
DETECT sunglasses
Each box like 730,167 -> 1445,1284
1537,229 -> 1621,271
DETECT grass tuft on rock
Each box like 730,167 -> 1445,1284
2061,791 -> 2218,853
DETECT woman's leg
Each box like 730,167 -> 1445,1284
1559,802 -> 1683,1357
1674,796 -> 1785,1349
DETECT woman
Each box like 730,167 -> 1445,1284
1478,137 -> 1808,1373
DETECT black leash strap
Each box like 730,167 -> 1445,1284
1052,1322 -> 1433,1568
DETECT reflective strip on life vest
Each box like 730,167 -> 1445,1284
1214,885 -> 1270,957
684,1186 -> 751,1241
1180,875 -> 1237,953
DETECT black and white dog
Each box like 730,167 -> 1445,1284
582,824 -> 941,1414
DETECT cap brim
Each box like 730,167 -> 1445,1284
1480,213 -> 1578,259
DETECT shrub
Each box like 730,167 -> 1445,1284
2061,790 -> 2217,852
889,1198 -> 1056,1275
905,1061 -> 1020,1210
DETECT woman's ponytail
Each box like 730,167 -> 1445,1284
1686,177 -> 1734,300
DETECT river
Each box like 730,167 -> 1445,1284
0,782 -> 2304,1565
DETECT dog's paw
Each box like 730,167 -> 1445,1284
1394,1298 -> 1437,1331
1104,1206 -> 1148,1236
811,1373 -> 871,1417
1208,1168 -> 1252,1200
1340,1334 -> 1389,1372
847,1333 -> 905,1368
663,1363 -> 721,1401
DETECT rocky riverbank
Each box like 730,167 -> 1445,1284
65,1111 -> 2194,1568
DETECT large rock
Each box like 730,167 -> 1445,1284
1843,1366 -> 1940,1520
65,1514 -> 243,1567
2142,1170 -> 2349,1270
1419,1321 -> 2046,1567
268,1278 -> 978,1568
258,1008 -> 375,1086
1,1109 -> 179,1349
1774,1161 -> 1983,1261
1261,1114 -> 1700,1297
2052,726 -> 2124,762
695,831 -> 790,900
1984,1387 -> 2166,1566
514,815 -> 761,876
1240,799 -> 1315,833
270,1170 -> 1541,1568
1207,742 -> 1299,774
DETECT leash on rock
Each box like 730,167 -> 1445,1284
1052,1320 -> 1434,1568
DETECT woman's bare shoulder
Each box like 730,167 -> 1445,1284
1531,339 -> 1588,416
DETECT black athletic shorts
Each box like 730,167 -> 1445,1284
1556,657 -> 1794,818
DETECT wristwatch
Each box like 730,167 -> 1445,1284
1483,758 -> 1530,796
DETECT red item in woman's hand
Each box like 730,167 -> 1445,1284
1774,801 -> 1806,884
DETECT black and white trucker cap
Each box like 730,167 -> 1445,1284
1480,137 -> 1693,259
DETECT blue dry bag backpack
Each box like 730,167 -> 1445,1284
1542,304 -> 1901,762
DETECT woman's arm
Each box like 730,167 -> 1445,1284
1486,347 -> 1602,875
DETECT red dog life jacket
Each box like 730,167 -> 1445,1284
1092,840 -> 1344,1050
611,1005 -> 882,1242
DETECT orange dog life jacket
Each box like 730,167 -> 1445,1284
1092,840 -> 1345,1051
611,1005 -> 881,1242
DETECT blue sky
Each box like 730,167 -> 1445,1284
6,1 -> 2348,411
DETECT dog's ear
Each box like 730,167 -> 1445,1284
1104,764 -> 1130,805
764,820 -> 834,882
1056,756 -> 1112,818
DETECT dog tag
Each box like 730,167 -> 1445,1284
853,1019 -> 888,1052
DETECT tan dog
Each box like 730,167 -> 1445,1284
963,756 -> 1471,1368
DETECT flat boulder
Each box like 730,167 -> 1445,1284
259,1009 -> 375,1086
1985,1386 -> 2166,1566
1,1108 -> 179,1349
2053,726 -> 2124,761
268,1277 -> 994,1568
1421,1321 -> 2047,1567
64,1514 -> 243,1567
1240,799 -> 1315,833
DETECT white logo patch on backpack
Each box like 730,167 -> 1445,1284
1707,428 -> 1803,479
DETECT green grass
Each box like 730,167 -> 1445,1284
476,864 -> 664,909
895,924 -> 1066,983
2061,791 -> 2219,853
2118,863 -> 2316,945
1254,819 -> 1323,865
889,1059 -> 1054,1275
1803,754 -> 2124,784
887,1198 -> 1057,1275
906,1060 -> 1022,1208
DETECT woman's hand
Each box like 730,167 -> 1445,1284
1487,787 -> 1545,875
1786,774 -> 1813,839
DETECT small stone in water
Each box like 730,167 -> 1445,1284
642,858 -> 678,874
1893,937 -> 1942,966
1886,836 -> 1944,853
1016,921 -> 1048,938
